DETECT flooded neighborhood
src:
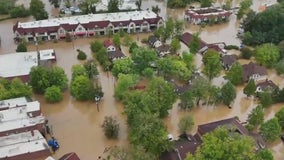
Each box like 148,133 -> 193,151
0,0 -> 283,159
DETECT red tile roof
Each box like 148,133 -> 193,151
59,152 -> 80,160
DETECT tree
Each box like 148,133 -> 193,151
102,116 -> 120,139
90,40 -> 103,53
16,42 -> 27,52
200,0 -> 212,7
152,5 -> 161,14
237,0 -> 252,19
112,58 -> 135,77
30,0 -> 48,20
194,127 -> 257,160
108,0 -> 120,12
122,34 -> 133,46
132,47 -> 157,73
178,115 -> 194,134
29,66 -> 50,94
0,0 -> 15,14
275,107 -> 284,129
256,149 -> 274,160
247,105 -> 264,127
72,65 -> 88,79
221,81 -> 236,107
278,40 -> 284,59
225,62 -> 243,85
241,47 -> 253,59
70,75 -> 93,101
141,77 -> 177,118
189,33 -> 200,54
135,0 -> 142,10
191,76 -> 211,105
202,50 -> 222,80
260,118 -> 281,142
182,52 -> 195,70
275,60 -> 284,75
49,0 -> 60,8
243,80 -> 256,97
129,42 -> 138,54
167,0 -> 188,8
170,38 -> 181,53
259,91 -> 273,108
179,91 -> 195,110
255,43 -> 280,68
44,86 -> 63,103
129,113 -> 172,156
77,49 -> 87,60
8,78 -> 32,98
113,34 -> 121,48
79,0 -> 98,14
84,60 -> 99,79
49,66 -> 68,91
9,5 -> 30,18
207,85 -> 222,105
108,145 -> 155,160
114,74 -> 140,100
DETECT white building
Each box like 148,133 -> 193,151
0,130 -> 50,160
13,10 -> 164,42
0,97 -> 28,111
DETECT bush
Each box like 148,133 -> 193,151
44,86 -> 63,103
77,49 -> 87,60
241,47 -> 253,59
102,116 -> 120,139
224,45 -> 239,50
16,42 -> 27,52
178,115 -> 194,134
9,5 -> 30,18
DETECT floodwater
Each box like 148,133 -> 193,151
0,0 -> 283,159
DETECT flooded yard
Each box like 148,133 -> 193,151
0,0 -> 283,159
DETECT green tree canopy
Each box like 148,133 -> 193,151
189,33 -> 200,54
132,47 -> 157,73
30,0 -> 48,20
255,43 -> 280,68
44,86 -> 63,103
193,127 -> 257,160
72,64 -> 88,79
102,116 -> 120,139
260,118 -> 281,142
202,49 -> 222,80
247,105 -> 264,127
170,38 -> 181,53
112,58 -> 135,77
0,78 -> 32,100
9,5 -> 30,18
275,107 -> 284,129
70,75 -> 94,101
114,74 -> 140,100
275,60 -> 284,75
84,60 -> 99,79
243,80 -> 256,97
108,145 -> 155,160
259,91 -> 273,108
191,76 -> 211,105
179,91 -> 195,110
221,81 -> 236,107
90,40 -> 103,53
29,66 -> 50,94
108,0 -> 120,12
178,114 -> 194,134
225,62 -> 244,85
16,42 -> 27,52
141,77 -> 177,118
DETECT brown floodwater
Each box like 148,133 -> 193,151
0,0 -> 283,159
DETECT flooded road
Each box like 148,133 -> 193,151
0,0 -> 283,159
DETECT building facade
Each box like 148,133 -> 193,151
13,10 -> 164,42
184,7 -> 232,24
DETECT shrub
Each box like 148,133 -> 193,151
224,45 -> 239,50
77,49 -> 87,60
44,86 -> 63,103
16,42 -> 27,52
241,47 -> 253,59
102,116 -> 120,139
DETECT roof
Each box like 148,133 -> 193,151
222,54 -> 237,67
0,130 -> 50,158
0,101 -> 44,133
59,152 -> 80,160
242,62 -> 267,82
256,79 -> 278,91
108,50 -> 125,60
180,32 -> 207,49
0,97 -> 28,110
148,35 -> 159,46
156,44 -> 170,53
198,117 -> 249,136
95,0 -> 137,11
39,49 -> 56,61
185,7 -> 232,19
15,10 -> 160,32
104,39 -> 114,48
0,52 -> 38,79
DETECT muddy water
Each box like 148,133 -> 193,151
0,0 -> 283,159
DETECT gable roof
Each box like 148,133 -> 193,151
59,152 -> 80,160
242,62 -> 267,82
222,54 -> 237,67
180,32 -> 207,49
108,50 -> 125,60
148,35 -> 159,46
103,39 -> 114,48
156,44 -> 170,53
256,79 -> 278,91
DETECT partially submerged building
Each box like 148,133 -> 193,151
0,50 -> 56,82
0,97 -> 28,111
160,117 -> 266,160
242,62 -> 267,82
13,10 -> 163,42
0,130 -> 50,160
184,7 -> 232,24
